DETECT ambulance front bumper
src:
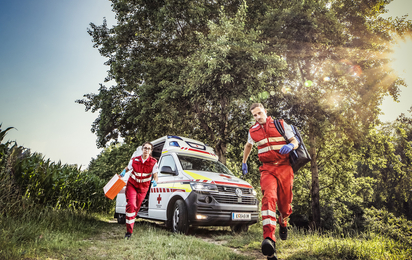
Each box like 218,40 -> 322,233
186,192 -> 259,226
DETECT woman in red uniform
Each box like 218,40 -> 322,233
124,142 -> 158,239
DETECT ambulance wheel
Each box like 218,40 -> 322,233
172,199 -> 189,234
117,214 -> 126,224
230,224 -> 249,233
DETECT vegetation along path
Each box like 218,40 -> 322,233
10,214 -> 410,260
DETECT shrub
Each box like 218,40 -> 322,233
364,207 -> 412,247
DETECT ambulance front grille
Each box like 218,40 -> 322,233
216,186 -> 252,194
213,194 -> 257,205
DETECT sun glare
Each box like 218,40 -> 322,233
390,36 -> 412,77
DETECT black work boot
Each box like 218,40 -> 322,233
261,237 -> 276,256
124,232 -> 132,240
267,254 -> 278,260
279,225 -> 288,240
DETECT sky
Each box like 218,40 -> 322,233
0,0 -> 411,169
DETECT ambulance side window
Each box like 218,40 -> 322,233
158,155 -> 177,176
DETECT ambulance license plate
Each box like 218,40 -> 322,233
232,212 -> 251,221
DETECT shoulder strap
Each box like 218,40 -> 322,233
274,119 -> 288,143
273,119 -> 285,136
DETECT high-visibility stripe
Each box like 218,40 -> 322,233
130,175 -> 151,183
132,172 -> 151,177
184,170 -> 212,181
256,137 -> 285,146
126,219 -> 135,224
258,145 -> 284,153
262,219 -> 277,226
126,212 -> 135,217
151,187 -> 187,193
261,210 -> 276,218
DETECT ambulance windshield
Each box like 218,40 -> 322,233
178,155 -> 233,175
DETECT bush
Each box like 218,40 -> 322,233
364,207 -> 412,247
0,125 -> 113,216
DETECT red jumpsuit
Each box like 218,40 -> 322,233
125,155 -> 157,234
249,117 -> 294,242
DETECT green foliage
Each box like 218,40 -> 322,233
358,117 -> 412,219
364,207 -> 412,247
289,124 -> 376,231
258,0 -> 412,227
0,125 -> 112,216
80,0 -> 412,229
0,208 -> 103,260
87,142 -> 135,180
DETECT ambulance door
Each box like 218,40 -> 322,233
149,154 -> 177,220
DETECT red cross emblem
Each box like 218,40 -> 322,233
157,194 -> 162,204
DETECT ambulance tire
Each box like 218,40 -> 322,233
230,224 -> 249,233
117,214 -> 126,224
172,199 -> 189,234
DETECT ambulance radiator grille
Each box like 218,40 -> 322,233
213,194 -> 257,205
216,186 -> 252,194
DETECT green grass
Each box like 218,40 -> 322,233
1,209 -> 411,260
213,224 -> 412,260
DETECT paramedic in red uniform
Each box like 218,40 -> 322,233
123,142 -> 158,239
242,103 -> 298,260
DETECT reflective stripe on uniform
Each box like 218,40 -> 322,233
132,172 -> 151,177
126,219 -> 135,224
126,212 -> 135,217
261,210 -> 276,218
258,145 -> 284,154
130,174 -> 152,183
256,137 -> 286,146
262,219 -> 277,226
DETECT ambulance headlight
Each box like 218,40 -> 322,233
252,189 -> 257,196
190,182 -> 218,193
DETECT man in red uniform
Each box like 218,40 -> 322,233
123,142 -> 158,239
242,103 -> 298,260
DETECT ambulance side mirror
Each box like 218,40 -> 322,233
160,166 -> 176,175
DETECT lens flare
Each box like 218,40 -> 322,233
259,91 -> 270,99
270,90 -> 275,96
304,80 -> 313,87
336,59 -> 362,77
351,65 -> 362,77
281,87 -> 291,94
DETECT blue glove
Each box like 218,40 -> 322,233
241,163 -> 248,175
151,180 -> 157,187
279,143 -> 294,155
120,169 -> 126,177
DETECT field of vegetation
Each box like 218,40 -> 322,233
2,1 -> 412,259
1,119 -> 412,259
1,209 -> 411,259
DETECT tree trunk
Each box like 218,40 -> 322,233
215,140 -> 227,165
309,131 -> 321,229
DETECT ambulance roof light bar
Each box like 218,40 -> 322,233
167,135 -> 183,140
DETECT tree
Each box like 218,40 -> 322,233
359,112 -> 412,220
77,0 -> 246,148
78,1 -> 285,164
257,0 -> 412,227
87,142 -> 135,181
79,0 -> 412,228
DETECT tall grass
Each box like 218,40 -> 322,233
214,223 -> 412,260
0,125 -> 113,216
0,210 -> 254,260
0,208 -> 101,259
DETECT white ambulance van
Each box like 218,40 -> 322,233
115,135 -> 259,233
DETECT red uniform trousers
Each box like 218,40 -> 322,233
260,162 -> 294,242
125,181 -> 150,234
